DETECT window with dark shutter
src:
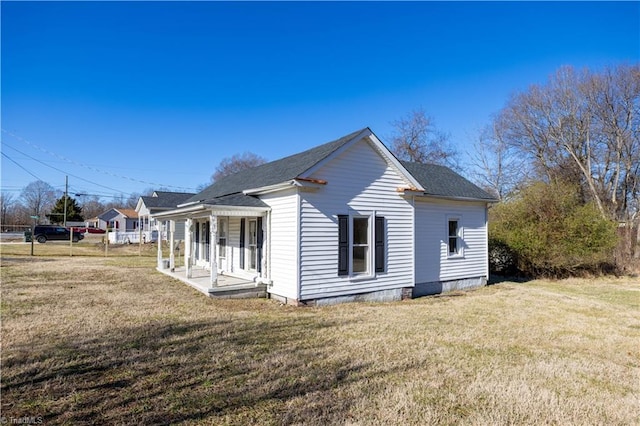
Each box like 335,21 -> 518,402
194,221 -> 200,258
375,216 -> 385,272
338,215 -> 349,276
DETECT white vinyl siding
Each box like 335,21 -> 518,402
173,220 -> 187,241
228,217 -> 241,274
298,138 -> 414,300
261,189 -> 300,300
415,198 -> 489,283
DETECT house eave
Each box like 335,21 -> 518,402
151,203 -> 270,220
176,200 -> 203,208
406,192 -> 499,203
151,204 -> 209,220
243,181 -> 295,195
243,178 -> 326,196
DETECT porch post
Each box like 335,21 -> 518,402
185,218 -> 193,278
169,220 -> 175,271
261,212 -> 269,281
156,222 -> 163,269
209,213 -> 218,287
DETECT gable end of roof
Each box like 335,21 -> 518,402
185,128 -> 369,205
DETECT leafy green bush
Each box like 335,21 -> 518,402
489,181 -> 617,277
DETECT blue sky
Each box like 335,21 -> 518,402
2,1 -> 638,201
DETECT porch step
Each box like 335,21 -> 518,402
208,283 -> 267,299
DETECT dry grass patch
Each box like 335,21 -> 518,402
1,254 -> 638,425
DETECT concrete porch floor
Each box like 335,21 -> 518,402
157,265 -> 267,299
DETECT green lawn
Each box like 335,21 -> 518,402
1,250 -> 638,425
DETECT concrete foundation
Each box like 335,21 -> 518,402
270,287 -> 411,307
413,276 -> 487,298
269,277 -> 487,306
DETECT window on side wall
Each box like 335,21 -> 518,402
218,218 -> 227,260
447,216 -> 463,257
352,217 -> 369,274
338,214 -> 385,277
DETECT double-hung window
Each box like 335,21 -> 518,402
218,218 -> 227,260
352,217 -> 369,273
338,214 -> 385,277
447,216 -> 463,257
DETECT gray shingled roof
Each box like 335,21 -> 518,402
141,191 -> 196,209
185,128 -> 495,207
401,161 -> 496,201
185,128 -> 367,205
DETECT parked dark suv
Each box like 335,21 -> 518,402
33,225 -> 84,243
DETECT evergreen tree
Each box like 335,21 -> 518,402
47,195 -> 84,223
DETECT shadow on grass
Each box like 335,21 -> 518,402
3,315 -> 374,424
487,274 -> 533,285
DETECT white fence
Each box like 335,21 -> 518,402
108,230 -> 159,244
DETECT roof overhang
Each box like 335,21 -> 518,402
401,191 -> 499,204
151,203 -> 269,220
243,178 -> 327,196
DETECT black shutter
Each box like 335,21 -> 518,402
194,222 -> 200,258
256,217 -> 263,273
375,216 -> 385,273
338,215 -> 349,276
239,218 -> 245,269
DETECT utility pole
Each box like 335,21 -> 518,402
63,176 -> 68,227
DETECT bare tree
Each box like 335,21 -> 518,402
211,152 -> 267,183
389,108 -> 458,168
20,181 -> 58,223
0,192 -> 15,227
78,195 -> 106,220
585,64 -> 640,221
493,64 -> 640,221
125,192 -> 142,209
469,125 -> 528,201
103,194 -> 128,211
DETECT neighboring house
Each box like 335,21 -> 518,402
85,217 -> 100,229
152,128 -> 497,305
97,208 -> 139,232
136,191 -> 195,242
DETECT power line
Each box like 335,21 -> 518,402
2,141 -> 126,193
1,152 -> 146,200
2,128 -> 196,191
1,151 -> 44,181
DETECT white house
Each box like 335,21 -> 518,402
95,208 -> 140,244
152,128 -> 497,305
97,208 -> 139,232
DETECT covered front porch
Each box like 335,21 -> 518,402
157,265 -> 267,298
152,203 -> 271,299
